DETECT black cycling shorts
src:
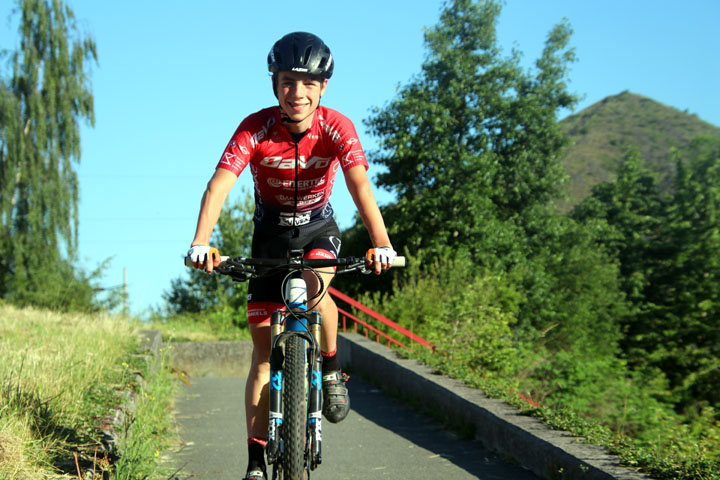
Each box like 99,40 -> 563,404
247,217 -> 341,312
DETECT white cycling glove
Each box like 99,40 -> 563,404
371,246 -> 397,266
187,245 -> 212,264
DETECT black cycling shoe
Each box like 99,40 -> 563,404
322,370 -> 350,423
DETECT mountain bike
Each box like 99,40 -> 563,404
185,249 -> 404,480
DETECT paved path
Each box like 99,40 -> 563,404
169,375 -> 540,479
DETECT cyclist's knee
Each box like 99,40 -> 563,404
313,295 -> 337,316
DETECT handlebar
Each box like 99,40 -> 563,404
184,254 -> 405,282
184,255 -> 406,269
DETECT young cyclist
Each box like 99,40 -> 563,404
187,32 -> 396,480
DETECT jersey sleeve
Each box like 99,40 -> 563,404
326,110 -> 369,173
216,118 -> 256,176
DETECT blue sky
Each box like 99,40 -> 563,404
2,1 -> 719,316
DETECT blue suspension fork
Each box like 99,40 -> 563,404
307,310 -> 323,469
266,307 -> 323,469
266,310 -> 285,464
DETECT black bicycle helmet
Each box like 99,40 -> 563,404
267,32 -> 334,79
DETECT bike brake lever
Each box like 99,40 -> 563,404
336,263 -> 371,275
216,261 -> 253,277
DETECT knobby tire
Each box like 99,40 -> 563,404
282,335 -> 307,480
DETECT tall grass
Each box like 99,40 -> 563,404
0,304 -> 175,479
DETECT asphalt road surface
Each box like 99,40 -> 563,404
169,375 -> 540,479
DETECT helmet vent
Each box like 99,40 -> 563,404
302,46 -> 313,65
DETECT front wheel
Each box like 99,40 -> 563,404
282,335 -> 308,479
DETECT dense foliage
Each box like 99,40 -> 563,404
347,1 -> 719,477
573,137 -> 720,415
0,0 -> 100,311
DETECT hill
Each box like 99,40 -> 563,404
558,91 -> 720,208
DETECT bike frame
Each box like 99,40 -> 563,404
266,271 -> 324,477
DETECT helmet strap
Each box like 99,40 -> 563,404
280,111 -> 302,124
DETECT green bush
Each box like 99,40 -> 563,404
358,252 -> 523,379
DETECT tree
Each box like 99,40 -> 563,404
643,137 -> 720,411
361,0 -> 626,336
572,149 -> 663,306
572,138 -> 720,413
365,0 -> 577,263
351,1 -> 633,408
0,0 -> 97,310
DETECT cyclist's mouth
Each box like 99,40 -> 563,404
288,102 -> 310,112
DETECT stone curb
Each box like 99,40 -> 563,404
89,329 -> 164,476
337,332 -> 652,480
139,329 -> 163,357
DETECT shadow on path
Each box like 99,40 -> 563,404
340,374 -> 539,479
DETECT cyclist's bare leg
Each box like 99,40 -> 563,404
306,266 -> 350,423
304,267 -> 337,353
245,322 -> 271,439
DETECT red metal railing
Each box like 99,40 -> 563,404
329,287 -> 434,350
329,287 -> 539,408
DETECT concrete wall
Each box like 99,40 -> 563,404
170,340 -> 254,377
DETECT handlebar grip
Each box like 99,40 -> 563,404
366,249 -> 407,268
184,254 -> 229,267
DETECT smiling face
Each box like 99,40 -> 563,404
275,71 -> 328,132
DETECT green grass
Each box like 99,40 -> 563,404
0,304 -> 177,479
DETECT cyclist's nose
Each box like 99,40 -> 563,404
290,81 -> 306,98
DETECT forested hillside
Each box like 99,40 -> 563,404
559,91 -> 720,208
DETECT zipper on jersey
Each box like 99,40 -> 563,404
293,140 -> 299,237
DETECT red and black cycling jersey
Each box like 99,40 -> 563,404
217,105 -> 368,222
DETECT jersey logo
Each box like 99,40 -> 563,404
267,177 -> 326,189
342,150 -> 365,167
260,156 -> 332,169
221,152 -> 237,166
250,116 -> 277,148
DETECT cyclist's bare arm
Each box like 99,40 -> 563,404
344,165 -> 393,274
191,168 -> 237,273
